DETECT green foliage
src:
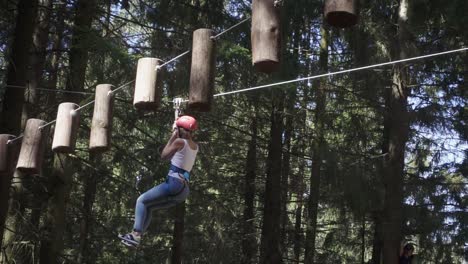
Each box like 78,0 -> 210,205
0,0 -> 467,263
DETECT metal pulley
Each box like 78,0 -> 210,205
173,98 -> 185,120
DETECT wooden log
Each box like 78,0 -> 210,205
188,28 -> 216,112
16,119 -> 47,174
0,135 -> 20,175
251,0 -> 281,73
52,102 -> 80,153
324,0 -> 358,28
133,57 -> 164,111
89,84 -> 114,153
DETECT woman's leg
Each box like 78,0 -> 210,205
133,182 -> 170,232
134,177 -> 189,233
142,199 -> 180,232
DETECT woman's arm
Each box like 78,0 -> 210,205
161,130 -> 184,160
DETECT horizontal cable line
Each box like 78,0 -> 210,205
4,84 -> 94,95
213,47 -> 468,98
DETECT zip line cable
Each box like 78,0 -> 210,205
213,47 -> 468,98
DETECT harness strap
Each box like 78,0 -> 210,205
169,164 -> 190,182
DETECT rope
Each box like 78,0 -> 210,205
107,80 -> 135,96
6,80 -> 135,143
213,47 -> 468,98
38,120 -> 56,130
4,85 -> 94,95
211,17 -> 251,40
155,16 -> 250,71
6,134 -> 23,145
156,50 -> 191,70
73,100 -> 95,113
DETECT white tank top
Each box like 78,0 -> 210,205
170,139 -> 198,172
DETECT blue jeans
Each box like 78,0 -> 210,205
133,173 -> 189,233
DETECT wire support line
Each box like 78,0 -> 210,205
39,80 -> 135,129
73,100 -> 95,112
211,17 -> 251,40
155,17 -> 250,71
6,134 -> 23,145
38,120 -> 56,130
213,47 -> 468,98
4,84 -> 95,95
157,50 -> 191,70
4,80 -> 135,144
108,80 -> 136,95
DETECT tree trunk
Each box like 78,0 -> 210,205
171,202 -> 186,264
304,25 -> 328,264
0,0 -> 38,134
280,92 -> 294,254
0,171 -> 28,263
25,0 -> 53,118
371,212 -> 384,264
77,153 -> 101,264
39,154 -> 73,264
260,91 -> 284,264
65,0 -> 96,103
45,0 -> 66,111
40,0 -> 96,262
241,110 -> 258,264
293,164 -> 305,263
0,0 -> 38,251
381,1 -> 411,263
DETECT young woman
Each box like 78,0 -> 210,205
119,115 -> 199,247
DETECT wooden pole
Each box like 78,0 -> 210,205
251,0 -> 281,73
133,57 -> 164,111
89,84 -> 114,152
324,0 -> 358,28
0,135 -> 19,175
16,118 -> 48,174
52,102 -> 80,153
188,28 -> 216,112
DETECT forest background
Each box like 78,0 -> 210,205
0,0 -> 467,263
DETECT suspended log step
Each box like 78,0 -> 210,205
251,0 -> 281,73
0,134 -> 20,176
52,102 -> 80,153
16,119 -> 48,175
324,0 -> 358,28
189,28 -> 216,112
133,58 -> 164,111
90,84 -> 114,153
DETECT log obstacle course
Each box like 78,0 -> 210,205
251,0 -> 281,73
0,134 -> 19,176
52,102 -> 80,153
90,84 -> 114,153
1,5 -> 363,177
324,0 -> 358,28
133,57 -> 164,111
189,28 -> 216,112
16,119 -> 48,174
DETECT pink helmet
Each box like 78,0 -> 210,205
176,115 -> 198,131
